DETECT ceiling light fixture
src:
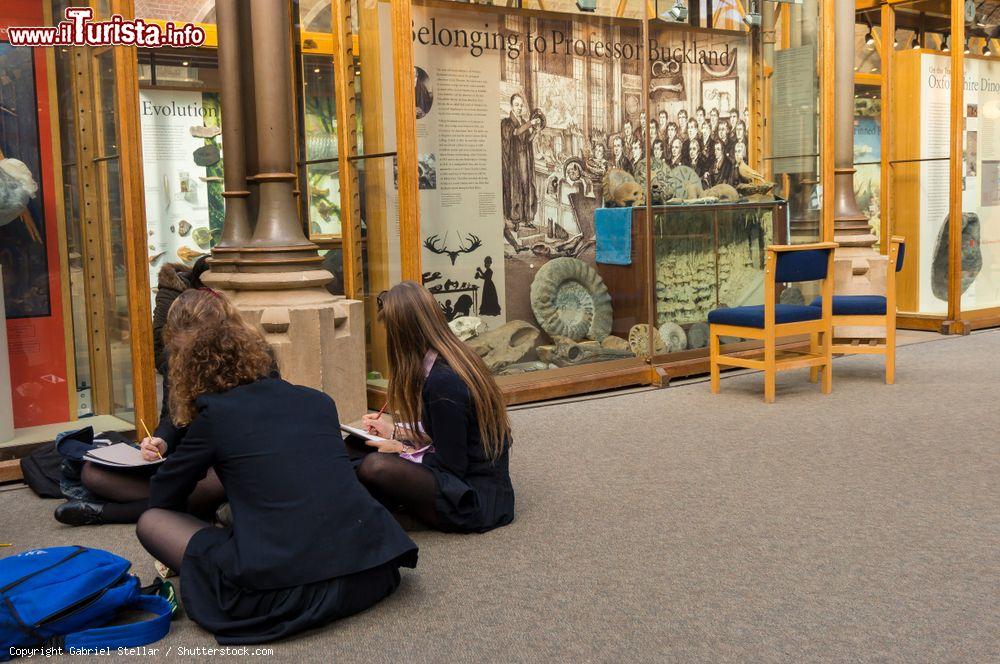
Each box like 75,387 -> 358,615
660,0 -> 687,22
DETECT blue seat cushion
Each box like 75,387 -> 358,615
810,295 -> 887,316
708,304 -> 823,329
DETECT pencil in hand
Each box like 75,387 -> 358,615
140,418 -> 164,460
368,402 -> 388,435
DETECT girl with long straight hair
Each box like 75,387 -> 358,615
358,281 -> 515,533
137,289 -> 417,644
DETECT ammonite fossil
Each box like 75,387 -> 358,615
686,322 -> 711,350
658,321 -> 687,353
664,165 -> 703,201
530,257 -> 613,342
628,323 -> 666,358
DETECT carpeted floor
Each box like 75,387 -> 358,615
3,331 -> 998,663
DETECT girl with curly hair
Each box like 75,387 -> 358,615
137,289 -> 418,644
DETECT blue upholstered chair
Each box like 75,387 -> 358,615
708,242 -> 838,403
809,236 -> 905,384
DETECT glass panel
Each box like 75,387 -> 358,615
93,49 -> 134,421
653,0 -> 751,29
54,45 -> 94,417
393,1 -> 650,377
439,0 -> 645,20
138,76 -> 222,304
134,0 -> 216,24
652,203 -> 783,359
855,21 -> 881,74
356,155 -> 399,388
888,1 -> 961,315
854,83 -> 881,248
647,18 -> 765,357
0,42 -> 74,427
762,0 -> 823,244
300,53 -> 342,239
960,2 -> 1000,312
137,49 -> 220,88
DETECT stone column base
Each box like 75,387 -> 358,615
202,270 -> 367,423
833,254 -> 889,339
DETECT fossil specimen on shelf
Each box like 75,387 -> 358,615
466,320 -> 542,372
530,257 -> 613,342
686,322 -> 710,349
536,339 -> 633,367
658,321 -> 687,353
602,168 -> 645,207
628,324 -> 666,358
448,316 -> 487,341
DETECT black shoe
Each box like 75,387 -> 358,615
54,500 -> 106,526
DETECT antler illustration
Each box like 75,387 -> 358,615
422,233 -> 482,265
461,233 -> 482,254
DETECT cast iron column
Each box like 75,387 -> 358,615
242,0 -> 321,272
833,0 -> 877,263
211,0 -> 251,271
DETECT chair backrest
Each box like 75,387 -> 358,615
765,242 -> 839,320
772,246 -> 836,283
886,236 -> 905,314
892,236 -> 905,272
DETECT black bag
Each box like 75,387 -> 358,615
19,442 -> 63,498
21,429 -> 135,499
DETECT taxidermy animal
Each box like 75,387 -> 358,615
423,232 -> 483,265
602,167 -> 645,207
703,183 -> 739,201
737,160 -> 767,185
0,157 -> 41,242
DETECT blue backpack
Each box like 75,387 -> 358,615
0,546 -> 171,659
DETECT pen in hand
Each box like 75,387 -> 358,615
140,418 -> 163,460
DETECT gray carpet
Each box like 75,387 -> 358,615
3,331 -> 998,663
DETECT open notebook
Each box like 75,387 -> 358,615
84,443 -> 164,468
339,424 -> 388,443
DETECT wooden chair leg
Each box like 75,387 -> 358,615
709,327 -> 721,394
885,322 -> 896,385
763,334 -> 776,403
809,332 -> 819,383
821,329 -> 833,394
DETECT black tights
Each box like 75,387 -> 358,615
356,453 -> 439,529
136,509 -> 212,572
81,462 -> 226,523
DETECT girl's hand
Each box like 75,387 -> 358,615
140,437 -> 167,461
360,413 -> 394,439
365,438 -> 407,454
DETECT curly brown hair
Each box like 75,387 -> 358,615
165,289 -> 273,426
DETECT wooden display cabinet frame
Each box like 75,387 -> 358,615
881,0 -> 1000,335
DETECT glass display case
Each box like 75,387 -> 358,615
353,0 -> 830,403
887,0 -> 1000,331
648,201 -> 788,362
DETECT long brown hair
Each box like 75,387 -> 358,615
379,281 -> 510,461
164,289 -> 273,426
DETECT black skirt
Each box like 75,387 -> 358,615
180,527 -> 404,645
422,461 -> 515,534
